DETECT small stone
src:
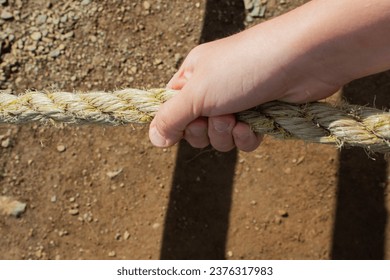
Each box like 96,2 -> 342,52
0,196 -> 27,217
153,58 -> 162,65
278,209 -> 289,218
174,53 -> 182,64
123,230 -> 130,240
69,209 -> 79,215
60,14 -> 67,23
130,66 -> 137,74
62,31 -> 74,39
58,230 -> 68,237
106,168 -> 123,179
89,35 -> 97,43
108,251 -> 116,257
50,195 -> 57,203
35,249 -> 43,258
143,1 -> 151,10
115,232 -> 121,240
49,49 -> 61,58
81,0 -> 91,5
152,223 -> 160,229
26,44 -> 37,52
36,14 -> 47,25
1,10 -> 13,20
283,167 -> 291,174
30,31 -> 42,41
297,156 -> 305,165
0,0 -> 8,5
56,144 -> 66,152
58,44 -> 66,50
1,138 -> 10,148
227,251 -> 234,257
250,200 -> 257,206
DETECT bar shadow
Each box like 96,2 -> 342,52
160,0 -> 246,259
331,72 -> 390,259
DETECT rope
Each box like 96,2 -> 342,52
1,88 -> 390,153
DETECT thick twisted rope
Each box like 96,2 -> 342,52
1,88 -> 390,153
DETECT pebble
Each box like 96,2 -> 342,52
50,195 -> 57,203
0,196 -> 27,217
30,31 -> 42,41
174,53 -> 182,63
1,10 -> 13,20
108,251 -> 116,257
153,58 -> 162,65
107,168 -> 123,179
1,138 -> 10,148
69,209 -> 79,215
56,144 -> 66,152
35,14 -> 47,25
143,1 -> 151,10
62,31 -> 74,39
58,230 -> 68,237
278,209 -> 289,218
89,35 -> 97,43
123,230 -> 130,240
25,44 -> 37,52
297,156 -> 305,165
227,251 -> 234,257
81,0 -> 91,6
49,49 -> 61,58
0,0 -> 7,5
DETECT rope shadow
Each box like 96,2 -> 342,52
160,0 -> 245,259
331,72 -> 389,259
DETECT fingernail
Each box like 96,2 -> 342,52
212,119 -> 231,133
235,131 -> 251,141
150,127 -> 168,147
188,125 -> 206,137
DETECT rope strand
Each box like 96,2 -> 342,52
1,88 -> 390,153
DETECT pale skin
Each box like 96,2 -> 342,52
149,0 -> 390,152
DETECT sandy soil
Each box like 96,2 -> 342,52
0,0 -> 389,260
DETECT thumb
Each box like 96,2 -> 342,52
149,90 -> 198,147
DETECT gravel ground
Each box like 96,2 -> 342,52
0,0 -> 389,260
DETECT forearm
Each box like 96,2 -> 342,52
296,0 -> 390,79
243,0 -> 390,102
149,0 -> 390,150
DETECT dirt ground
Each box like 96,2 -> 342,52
0,0 -> 389,260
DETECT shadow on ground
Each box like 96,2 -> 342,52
332,72 -> 390,259
161,1 -> 390,260
160,0 -> 245,260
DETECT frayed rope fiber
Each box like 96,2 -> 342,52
1,88 -> 390,153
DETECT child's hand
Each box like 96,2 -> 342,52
149,0 -> 390,151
